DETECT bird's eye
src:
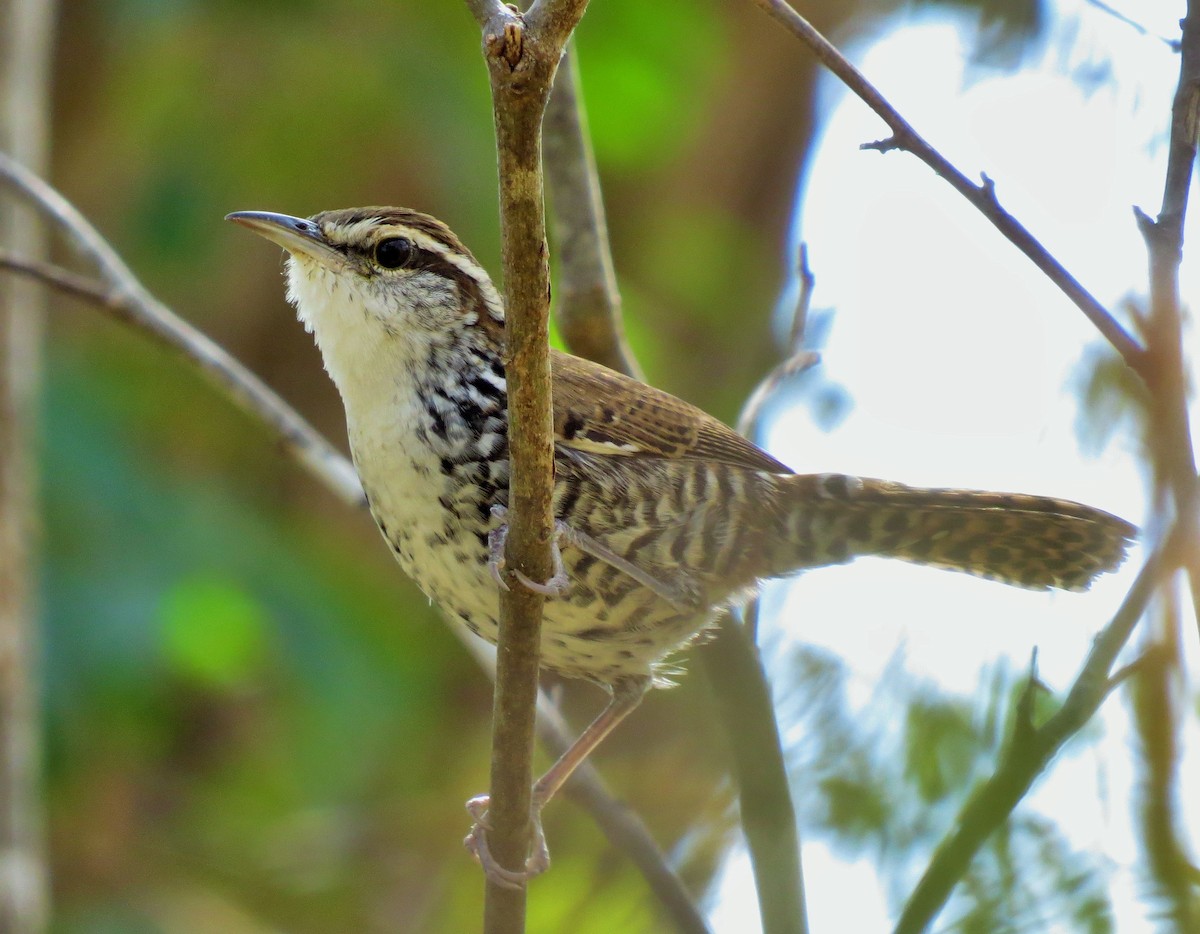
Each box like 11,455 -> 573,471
375,237 -> 415,269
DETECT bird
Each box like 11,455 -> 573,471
227,206 -> 1136,887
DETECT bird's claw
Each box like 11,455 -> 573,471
487,506 -> 571,598
463,795 -> 550,890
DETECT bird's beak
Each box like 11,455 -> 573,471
225,211 -> 344,267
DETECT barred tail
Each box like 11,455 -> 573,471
773,474 -> 1137,592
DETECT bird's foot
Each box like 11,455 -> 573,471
463,794 -> 551,890
487,505 -> 570,597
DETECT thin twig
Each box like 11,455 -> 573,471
464,0 -> 507,29
736,243 -> 818,441
893,529 -> 1175,933
1083,0 -> 1181,50
747,0 -> 1147,375
470,2 -> 589,930
544,44 -> 642,379
0,153 -> 368,509
0,165 -> 704,929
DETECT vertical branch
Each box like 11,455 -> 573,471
0,0 -> 54,930
1128,4 -> 1200,925
1138,1 -> 1200,627
467,2 -> 588,930
698,624 -> 808,934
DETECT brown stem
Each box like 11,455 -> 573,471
470,2 -> 589,930
747,0 -> 1147,376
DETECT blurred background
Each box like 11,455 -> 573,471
20,0 -> 1196,930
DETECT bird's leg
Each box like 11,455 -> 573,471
555,523 -> 695,612
489,505 -> 695,611
464,676 -> 651,888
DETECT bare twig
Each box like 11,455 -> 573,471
0,249 -> 364,508
736,243 -> 817,440
893,529 -> 1175,933
463,0 -> 507,29
0,166 -> 700,921
0,0 -> 55,927
544,44 -> 642,378
0,152 -> 367,509
747,0 -> 1147,375
468,2 -> 589,929
1084,0 -> 1181,50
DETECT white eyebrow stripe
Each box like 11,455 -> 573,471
381,225 -> 505,324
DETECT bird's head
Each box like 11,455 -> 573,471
228,207 -> 506,387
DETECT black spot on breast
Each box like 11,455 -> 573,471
471,374 -> 502,402
460,399 -> 487,435
427,405 -> 447,440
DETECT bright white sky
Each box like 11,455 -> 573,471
710,1 -> 1199,930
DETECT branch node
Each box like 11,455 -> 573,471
484,10 -> 525,70
860,135 -> 901,153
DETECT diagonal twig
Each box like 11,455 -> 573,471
747,0 -> 1147,375
0,152 -> 365,509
